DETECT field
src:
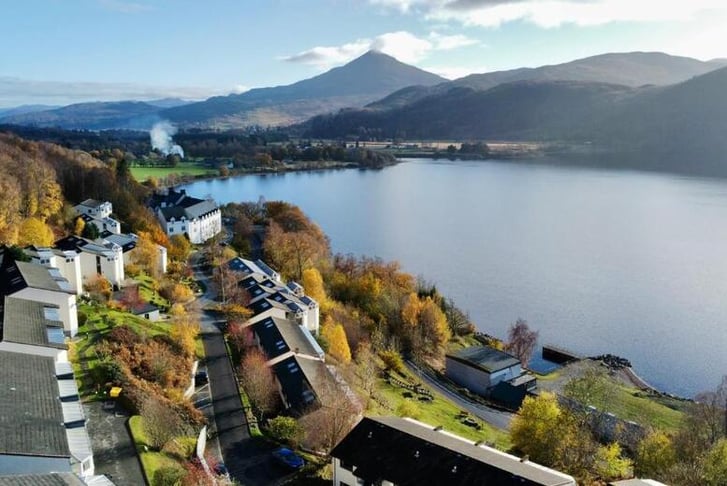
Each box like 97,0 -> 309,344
129,160 -> 216,181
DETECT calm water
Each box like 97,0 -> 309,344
183,159 -> 727,397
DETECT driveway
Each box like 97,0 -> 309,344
84,401 -> 145,486
192,250 -> 292,486
406,360 -> 514,430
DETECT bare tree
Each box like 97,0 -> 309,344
688,375 -> 727,447
505,318 -> 539,367
238,348 -> 278,419
140,397 -> 190,450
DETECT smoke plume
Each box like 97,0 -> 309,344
150,121 -> 184,157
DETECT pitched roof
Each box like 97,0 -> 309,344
154,189 -> 218,221
55,235 -> 118,258
447,345 -> 521,373
0,351 -> 70,457
76,198 -> 104,209
331,417 -> 576,486
248,297 -> 289,316
251,316 -> 323,361
12,261 -> 73,294
99,233 -> 137,253
272,355 -> 334,412
0,474 -> 85,486
1,296 -> 66,348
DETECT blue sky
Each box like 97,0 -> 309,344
1,0 -> 726,106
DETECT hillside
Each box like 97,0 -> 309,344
0,101 -> 161,130
369,51 -> 727,111
163,50 -> 445,128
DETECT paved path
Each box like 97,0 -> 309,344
84,402 -> 145,486
406,360 -> 514,430
191,250 -> 290,486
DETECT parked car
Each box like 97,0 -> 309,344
195,370 -> 208,385
272,447 -> 305,470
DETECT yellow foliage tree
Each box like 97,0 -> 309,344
134,232 -> 161,276
18,217 -> 54,246
323,320 -> 351,364
168,234 -> 191,262
171,315 -> 200,358
301,267 -> 330,311
400,292 -> 422,328
73,217 -> 86,236
510,392 -> 564,466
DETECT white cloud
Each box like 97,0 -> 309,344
370,0 -> 727,28
281,30 -> 480,68
0,77 -> 234,108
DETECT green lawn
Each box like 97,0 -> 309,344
368,368 -> 511,450
134,274 -> 170,310
128,416 -> 188,483
596,384 -> 685,432
130,161 -> 216,181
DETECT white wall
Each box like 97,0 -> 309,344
78,251 -> 124,289
55,254 -> 83,295
332,458 -> 362,486
0,341 -> 68,362
12,288 -> 78,337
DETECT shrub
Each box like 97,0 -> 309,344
266,416 -> 304,447
153,466 -> 185,486
379,350 -> 405,375
396,400 -> 421,419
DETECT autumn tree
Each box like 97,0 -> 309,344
140,397 -> 192,450
511,392 -> 564,466
299,378 -> 359,453
0,172 -> 21,244
703,439 -> 727,486
266,416 -> 304,447
593,443 -> 632,482
17,217 -> 55,246
353,342 -> 378,403
238,348 -> 278,419
134,231 -> 161,276
636,430 -> 677,478
505,318 -> 539,367
171,314 -> 200,358
322,318 -> 352,364
301,267 -> 330,311
563,366 -> 613,411
73,217 -> 86,236
168,234 -> 192,262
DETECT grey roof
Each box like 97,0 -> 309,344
15,261 -> 73,294
1,296 -> 66,348
55,235 -> 117,258
447,345 -> 521,373
0,474 -> 85,486
0,351 -> 70,457
254,259 -> 279,278
251,316 -> 323,361
610,480 -> 669,486
248,297 -> 289,316
100,233 -> 137,253
272,355 -> 331,412
77,199 -> 104,209
331,417 -> 576,486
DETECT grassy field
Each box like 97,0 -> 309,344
128,415 -> 194,483
367,367 -> 512,450
129,161 -> 216,181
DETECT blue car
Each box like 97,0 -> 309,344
272,447 -> 305,469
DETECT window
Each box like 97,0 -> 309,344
340,460 -> 355,472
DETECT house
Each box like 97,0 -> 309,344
0,351 -> 94,478
245,315 -> 324,365
230,257 -> 320,334
150,189 -> 221,244
445,345 -> 535,399
74,199 -> 120,234
272,354 -> 337,413
0,473 -> 115,485
331,416 -> 577,486
130,302 -> 161,321
0,296 -> 68,362
25,246 -> 83,295
100,232 -> 167,275
0,248 -> 78,337
55,235 -> 125,289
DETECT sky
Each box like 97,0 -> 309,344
1,0 -> 727,107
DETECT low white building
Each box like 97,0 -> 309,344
0,351 -> 95,478
74,199 -> 120,234
1,249 -> 78,337
100,232 -> 167,276
25,246 -> 83,295
151,189 -> 221,244
55,236 -> 125,290
0,297 -> 69,362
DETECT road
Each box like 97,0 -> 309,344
406,360 -> 514,431
191,250 -> 291,486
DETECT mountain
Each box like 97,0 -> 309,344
145,98 -> 195,109
368,52 -> 727,111
0,101 -> 161,130
306,65 -> 727,176
162,50 -> 445,128
0,104 -> 61,117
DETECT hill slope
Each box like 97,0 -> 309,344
0,101 -> 161,130
163,50 -> 445,128
369,52 -> 727,111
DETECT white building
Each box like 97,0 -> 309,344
0,296 -> 69,362
1,249 -> 78,337
25,246 -> 83,295
331,417 -> 577,486
0,351 -> 95,478
55,236 -> 125,289
100,232 -> 167,276
151,189 -> 221,244
73,199 -> 120,235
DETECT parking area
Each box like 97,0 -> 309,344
84,401 -> 145,486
